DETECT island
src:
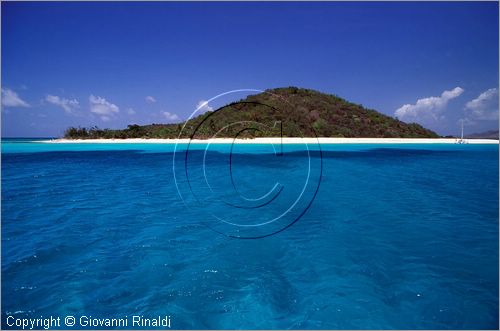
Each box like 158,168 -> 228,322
63,87 -> 440,140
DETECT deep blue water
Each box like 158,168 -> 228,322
2,140 -> 499,329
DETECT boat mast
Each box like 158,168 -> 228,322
461,120 -> 464,140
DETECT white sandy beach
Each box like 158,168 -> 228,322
40,137 -> 499,144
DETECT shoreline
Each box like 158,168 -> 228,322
39,137 -> 499,144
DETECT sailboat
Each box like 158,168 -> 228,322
457,120 -> 467,144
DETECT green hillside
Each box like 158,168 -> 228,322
64,87 -> 439,139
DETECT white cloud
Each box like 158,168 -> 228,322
127,108 -> 136,115
1,88 -> 30,108
145,96 -> 156,103
89,95 -> 119,121
465,88 -> 498,121
196,100 -> 213,113
45,95 -> 79,114
395,87 -> 464,123
162,111 -> 179,122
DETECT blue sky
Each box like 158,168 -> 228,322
1,2 -> 498,137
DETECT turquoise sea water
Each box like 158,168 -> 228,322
2,139 -> 499,329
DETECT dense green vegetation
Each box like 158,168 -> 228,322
64,87 -> 439,139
